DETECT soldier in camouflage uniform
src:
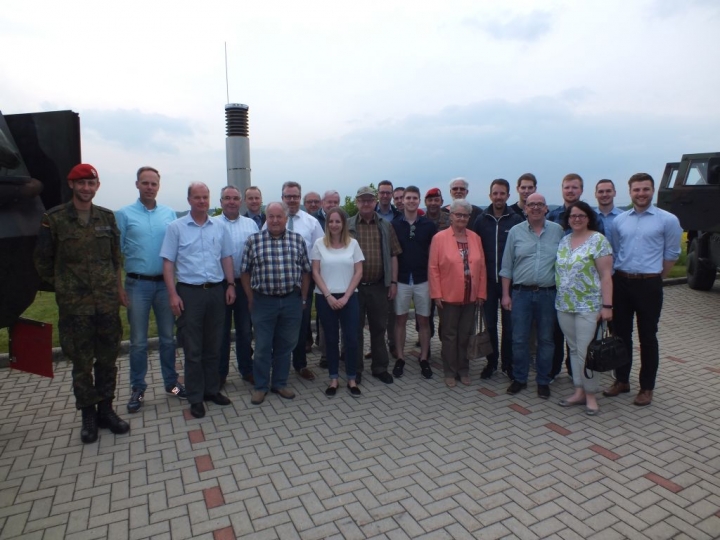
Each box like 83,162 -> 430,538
34,163 -> 130,444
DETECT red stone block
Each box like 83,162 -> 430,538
204,486 -> 225,509
589,444 -> 621,461
644,472 -> 683,493
704,367 -> 720,374
189,429 -> 205,444
196,455 -> 214,473
666,356 -> 688,363
545,423 -> 571,436
509,403 -> 531,415
213,526 -> 235,540
479,387 -> 498,397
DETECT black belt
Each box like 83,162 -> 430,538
512,284 -> 556,291
615,271 -> 661,279
127,273 -> 164,282
178,281 -> 223,289
359,281 -> 382,286
257,287 -> 300,298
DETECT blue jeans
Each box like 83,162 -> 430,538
126,277 -> 177,391
251,291 -> 303,392
292,290 -> 313,370
220,281 -> 253,379
510,288 -> 556,385
316,293 -> 359,380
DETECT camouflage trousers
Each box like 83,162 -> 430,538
59,312 -> 122,409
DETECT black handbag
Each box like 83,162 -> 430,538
584,321 -> 629,379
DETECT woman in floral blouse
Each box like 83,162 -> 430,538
555,201 -> 613,415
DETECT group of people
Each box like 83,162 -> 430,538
34,164 -> 681,444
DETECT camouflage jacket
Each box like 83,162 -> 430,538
34,202 -> 121,315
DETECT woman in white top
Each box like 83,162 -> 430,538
311,207 -> 365,397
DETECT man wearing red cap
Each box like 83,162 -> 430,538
35,164 -> 130,444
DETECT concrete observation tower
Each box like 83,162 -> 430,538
225,103 -> 250,212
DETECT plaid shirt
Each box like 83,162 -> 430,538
240,229 -> 311,295
355,214 -> 402,283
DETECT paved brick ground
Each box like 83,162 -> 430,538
1,283 -> 719,539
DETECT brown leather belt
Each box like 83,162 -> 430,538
615,271 -> 661,279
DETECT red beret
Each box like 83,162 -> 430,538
425,187 -> 442,198
67,164 -> 98,181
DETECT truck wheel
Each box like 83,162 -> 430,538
687,239 -> 717,290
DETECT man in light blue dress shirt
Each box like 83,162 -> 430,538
116,167 -> 185,414
160,183 -> 236,419
216,185 -> 258,388
594,179 -> 623,238
603,173 -> 682,407
500,193 -> 565,400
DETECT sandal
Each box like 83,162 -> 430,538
445,378 -> 456,388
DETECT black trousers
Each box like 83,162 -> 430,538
482,280 -> 512,371
612,274 -> 663,390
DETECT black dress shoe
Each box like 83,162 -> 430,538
347,383 -> 361,397
392,359 -> 405,378
204,393 -> 231,406
537,385 -> 550,399
372,371 -> 394,384
420,360 -> 433,379
190,403 -> 205,418
506,381 -> 527,394
325,384 -> 338,397
480,365 -> 496,380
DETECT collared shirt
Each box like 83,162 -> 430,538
375,204 -> 400,222
594,206 -> 623,238
244,211 -> 265,229
241,229 -> 311,295
264,209 -> 323,257
610,205 -> 682,274
160,214 -> 233,284
216,213 -> 259,278
392,215 -> 437,284
115,199 -> 176,276
354,213 -> 402,283
500,220 -> 565,287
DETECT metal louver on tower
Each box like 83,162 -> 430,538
225,103 -> 250,211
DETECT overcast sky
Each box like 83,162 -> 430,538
2,0 -> 719,210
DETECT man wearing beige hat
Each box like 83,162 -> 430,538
347,186 -> 402,384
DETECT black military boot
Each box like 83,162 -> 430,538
80,405 -> 98,444
97,400 -> 130,434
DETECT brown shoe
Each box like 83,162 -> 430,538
271,387 -> 296,400
250,390 -> 266,405
296,368 -> 316,381
633,389 -> 653,406
602,381 -> 631,397
242,373 -> 255,385
364,351 -> 372,359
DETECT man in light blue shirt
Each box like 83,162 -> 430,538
116,166 -> 185,414
594,179 -> 623,238
603,173 -> 682,407
216,185 -> 258,388
160,182 -> 236,419
500,193 -> 564,399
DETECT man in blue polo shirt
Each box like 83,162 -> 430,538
116,166 -> 186,414
391,186 -> 437,379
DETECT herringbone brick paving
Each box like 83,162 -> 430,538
1,283 -> 719,539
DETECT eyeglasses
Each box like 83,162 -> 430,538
283,195 -> 301,200
450,187 -> 467,192
526,202 -> 546,209
569,214 -> 588,220
305,199 -> 320,204
452,212 -> 470,219
409,224 -> 416,239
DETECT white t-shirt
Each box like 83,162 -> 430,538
310,238 -> 365,294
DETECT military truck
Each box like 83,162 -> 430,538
657,152 -> 720,290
